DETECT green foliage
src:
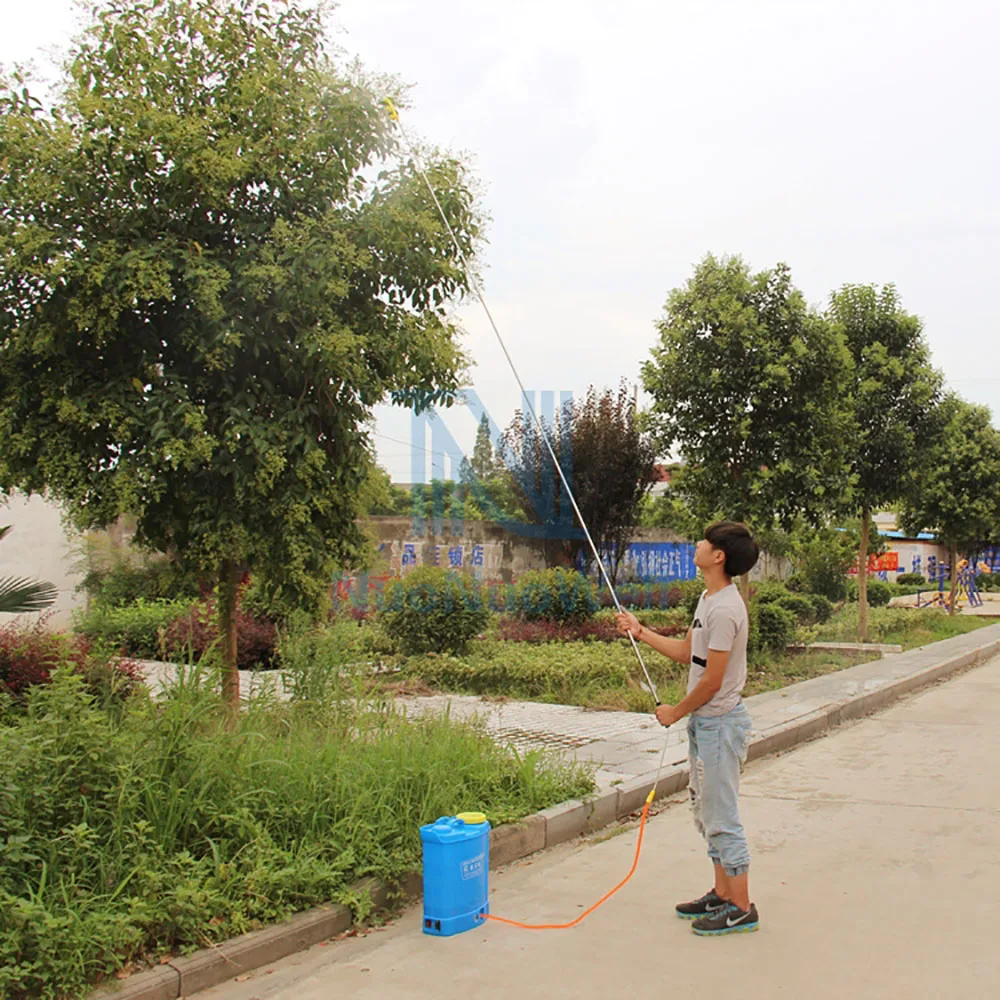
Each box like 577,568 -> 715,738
805,593 -> 835,623
751,580 -> 792,605
829,285 -> 944,514
399,639 -> 685,713
896,573 -> 926,586
865,580 -> 892,607
636,490 -> 701,538
814,605 -> 992,648
0,669 -> 590,999
675,578 -> 705,617
73,600 -> 196,659
775,592 -> 819,623
789,525 -> 860,601
81,558 -> 199,608
0,0 -> 482,700
511,568 -> 599,623
753,603 -> 797,652
642,255 -> 853,532
899,395 -> 1000,555
828,283 -> 944,635
380,567 -> 490,654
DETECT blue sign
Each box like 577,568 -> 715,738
577,542 -> 697,582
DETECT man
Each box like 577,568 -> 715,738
616,520 -> 760,936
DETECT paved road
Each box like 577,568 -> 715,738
201,656 -> 1000,1000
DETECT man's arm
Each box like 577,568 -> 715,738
616,611 -> 691,665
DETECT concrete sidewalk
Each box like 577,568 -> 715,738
197,652 -> 1000,1000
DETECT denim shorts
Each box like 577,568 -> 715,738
688,702 -> 753,877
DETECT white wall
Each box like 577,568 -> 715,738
0,493 -> 87,629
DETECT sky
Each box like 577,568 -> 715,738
4,0 -> 999,483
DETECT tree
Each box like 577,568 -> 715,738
642,254 -> 854,593
470,414 -> 496,481
0,525 -> 58,614
497,381 -> 657,583
458,414 -> 527,524
0,0 -> 481,710
899,395 -> 1000,613
828,284 -> 943,638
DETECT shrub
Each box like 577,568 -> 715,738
805,593 -> 834,624
495,615 -> 684,644
164,601 -> 278,669
752,580 -> 792,604
672,578 -> 705,618
240,575 -> 315,623
753,603 -> 797,652
74,599 -> 196,659
775,592 -> 819,624
81,558 -> 200,608
598,583 -> 674,609
866,580 -> 892,607
511,568 -> 598,623
0,619 -> 141,707
380,567 -> 490,654
791,528 -> 857,601
897,573 -> 926,587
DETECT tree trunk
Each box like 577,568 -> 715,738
949,544 -> 959,616
738,573 -> 751,604
218,560 -> 241,716
858,507 -> 870,643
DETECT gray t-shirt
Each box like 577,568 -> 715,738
686,583 -> 749,717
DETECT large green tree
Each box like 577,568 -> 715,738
642,254 -> 854,592
828,284 -> 943,638
0,0 -> 481,708
899,395 -> 1000,613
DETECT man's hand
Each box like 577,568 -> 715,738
655,703 -> 681,728
616,611 -> 641,638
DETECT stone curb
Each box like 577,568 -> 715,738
91,631 -> 1000,1000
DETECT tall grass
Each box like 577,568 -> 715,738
812,606 -> 994,648
0,663 -> 592,999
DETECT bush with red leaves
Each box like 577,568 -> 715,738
163,602 -> 277,670
496,616 -> 683,644
597,583 -> 681,609
0,617 -> 141,704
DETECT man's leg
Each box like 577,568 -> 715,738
726,872 -> 750,912
713,863 -> 731,903
700,712 -> 752,906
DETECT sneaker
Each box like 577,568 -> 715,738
692,901 -> 760,936
675,889 -> 728,920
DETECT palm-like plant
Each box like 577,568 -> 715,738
0,526 -> 59,614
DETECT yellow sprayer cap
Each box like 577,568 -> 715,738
457,811 -> 487,825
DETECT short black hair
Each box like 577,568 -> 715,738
704,521 -> 760,579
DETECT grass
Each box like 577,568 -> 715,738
811,605 -> 996,649
0,663 -> 592,1000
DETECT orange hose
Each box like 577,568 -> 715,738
480,797 -> 652,931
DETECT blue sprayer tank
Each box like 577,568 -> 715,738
420,812 -> 491,936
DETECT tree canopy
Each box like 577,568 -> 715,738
642,254 -> 854,549
0,0 -> 482,705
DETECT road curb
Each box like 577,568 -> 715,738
91,630 -> 1000,999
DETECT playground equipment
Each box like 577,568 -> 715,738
915,559 -> 983,611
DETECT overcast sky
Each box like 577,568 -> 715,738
4,0 -> 999,483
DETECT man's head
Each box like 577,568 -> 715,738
695,521 -> 760,580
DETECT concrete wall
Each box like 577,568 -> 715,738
0,492 -> 87,629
